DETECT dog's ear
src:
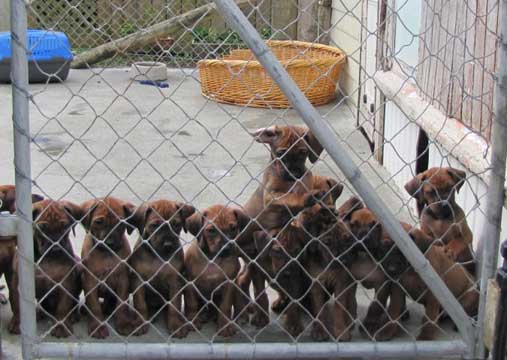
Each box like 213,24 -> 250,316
31,194 -> 44,204
128,204 -> 148,236
250,126 -> 280,144
122,202 -> 138,235
447,168 -> 466,193
304,130 -> 323,163
62,201 -> 83,222
326,178 -> 344,204
32,201 -> 43,222
404,173 -> 426,204
338,196 -> 364,222
253,230 -> 271,254
62,201 -> 83,237
233,208 -> 250,231
185,211 -> 204,237
80,199 -> 99,230
176,203 -> 196,233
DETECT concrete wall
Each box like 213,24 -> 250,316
329,0 -> 362,106
0,0 -> 9,32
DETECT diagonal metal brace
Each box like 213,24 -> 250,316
212,0 -> 475,355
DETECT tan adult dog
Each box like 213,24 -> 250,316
404,167 -> 474,267
184,205 -> 249,337
80,197 -> 138,338
9,200 -> 82,337
235,125 -> 325,327
129,200 -> 195,338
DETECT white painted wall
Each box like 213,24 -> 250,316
329,0 -> 363,106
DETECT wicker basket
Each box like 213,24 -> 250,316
197,40 -> 346,108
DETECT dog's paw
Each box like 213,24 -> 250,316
416,324 -> 438,341
8,317 -> 20,334
115,321 -> 137,336
311,323 -> 329,341
169,319 -> 190,339
333,326 -> 352,342
89,322 -> 109,339
235,312 -> 250,325
271,296 -> 288,314
251,312 -> 269,328
286,320 -> 304,337
172,324 -> 191,339
374,323 -> 398,341
218,324 -> 237,338
51,324 -> 72,338
360,318 -> 381,337
191,319 -> 203,331
444,246 -> 458,261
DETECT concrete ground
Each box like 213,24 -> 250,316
0,68 -> 459,359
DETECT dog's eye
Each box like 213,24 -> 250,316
207,228 -> 218,236
93,218 -> 104,226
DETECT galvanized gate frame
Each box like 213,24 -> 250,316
7,0 -> 507,358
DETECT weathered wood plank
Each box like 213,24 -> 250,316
256,0 -> 271,30
416,0 -> 430,100
271,0 -> 298,40
430,0 -> 447,112
449,0 -> 467,121
481,0 -> 499,140
442,0 -> 458,116
470,0 -> 487,133
462,0 -> 477,128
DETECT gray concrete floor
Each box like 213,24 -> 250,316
0,68 -> 459,359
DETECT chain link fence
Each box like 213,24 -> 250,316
1,0 -> 506,358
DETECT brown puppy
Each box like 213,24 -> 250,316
0,186 -> 43,314
129,200 -> 195,338
235,125 -> 325,327
298,203 -> 356,341
9,200 -> 82,337
253,223 -> 310,337
379,244 -> 478,340
184,205 -> 248,337
80,197 -> 137,338
344,203 -> 433,339
405,167 -> 474,266
268,175 -> 344,315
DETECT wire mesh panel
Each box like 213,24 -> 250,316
2,0 -> 506,358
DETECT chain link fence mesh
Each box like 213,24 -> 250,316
0,0 -> 502,357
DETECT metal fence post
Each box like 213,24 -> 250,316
10,0 -> 37,358
212,0 -> 475,353
476,0 -> 507,357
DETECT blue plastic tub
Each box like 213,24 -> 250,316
0,30 -> 73,83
